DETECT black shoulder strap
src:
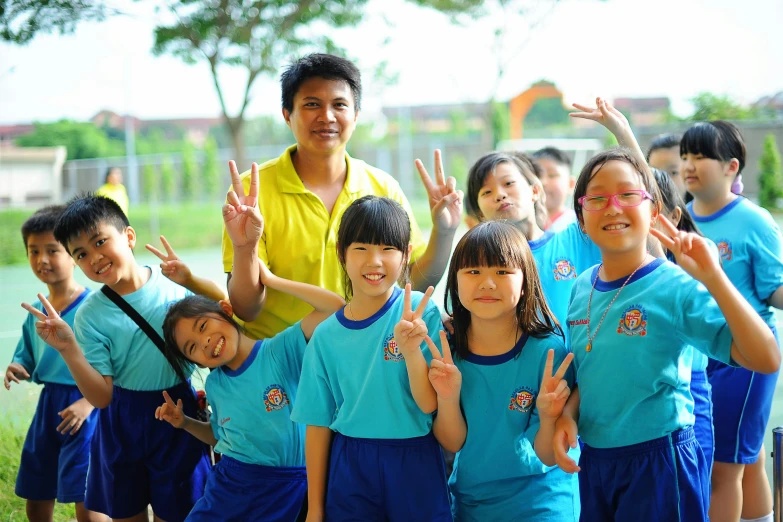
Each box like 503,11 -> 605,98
101,285 -> 166,353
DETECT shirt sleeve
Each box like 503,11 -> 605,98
749,215 -> 783,301
675,277 -> 735,366
267,321 -> 308,384
290,333 -> 337,428
569,223 -> 602,272
73,307 -> 114,377
11,315 -> 37,375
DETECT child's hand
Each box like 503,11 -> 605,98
416,149 -> 464,232
570,97 -> 630,139
57,397 -> 94,435
155,390 -> 186,429
440,311 -> 454,335
21,294 -> 78,354
536,349 -> 574,421
224,161 -> 264,249
146,235 -> 192,286
425,331 -> 462,402
650,215 -> 722,284
553,415 -> 581,473
4,363 -> 30,389
393,284 -> 435,359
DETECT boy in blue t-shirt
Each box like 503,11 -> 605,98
21,195 -> 225,522
5,205 -> 106,522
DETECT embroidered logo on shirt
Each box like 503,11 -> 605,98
716,240 -> 733,262
553,259 -> 577,281
263,384 -> 290,412
383,333 -> 404,362
617,305 -> 648,337
509,387 -> 535,413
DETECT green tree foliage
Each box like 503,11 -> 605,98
0,0 -> 118,43
160,157 -> 177,201
201,136 -> 221,199
491,100 -> 510,148
688,92 -> 762,121
142,163 -> 159,201
524,97 -> 570,128
603,131 -> 619,149
758,134 -> 783,210
181,140 -> 199,200
16,120 -> 113,159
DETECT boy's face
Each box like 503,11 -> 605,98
26,232 -> 75,286
283,77 -> 358,157
68,221 -> 137,286
537,157 -> 574,215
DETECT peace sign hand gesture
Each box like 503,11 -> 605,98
155,390 -> 186,429
145,235 -> 191,286
536,349 -> 575,421
393,284 -> 435,360
21,294 -> 78,354
650,214 -> 721,284
569,97 -> 630,138
223,161 -> 264,249
416,150 -> 464,232
425,331 -> 462,402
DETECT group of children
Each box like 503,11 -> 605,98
6,94 -> 782,522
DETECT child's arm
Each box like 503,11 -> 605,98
4,363 -> 30,389
21,294 -> 114,408
146,235 -> 227,302
304,425 -> 333,522
652,216 -> 781,373
425,332 -> 466,453
533,350 -> 575,466
257,261 -> 345,341
570,97 -> 648,168
393,284 -> 438,414
155,390 -> 218,446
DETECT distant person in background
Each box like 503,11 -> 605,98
95,167 -> 129,216
647,134 -> 691,202
532,147 -> 576,232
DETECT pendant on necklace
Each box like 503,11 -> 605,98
586,342 -> 592,352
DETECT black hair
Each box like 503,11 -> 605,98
280,53 -> 362,113
573,148 -> 662,226
336,196 -> 411,300
466,152 -> 548,229
53,194 -> 130,253
511,151 -> 545,178
646,134 -> 681,161
651,168 -> 702,236
444,221 -> 561,360
22,205 -> 68,248
105,167 -> 120,183
162,295 -> 242,383
532,146 -> 572,168
680,121 -> 746,174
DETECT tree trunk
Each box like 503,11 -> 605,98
225,117 -> 247,174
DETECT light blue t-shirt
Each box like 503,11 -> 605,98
529,222 -> 601,330
689,197 -> 783,327
12,289 -> 91,385
74,266 -> 194,391
291,286 -> 442,439
450,333 -> 580,522
207,322 -> 307,467
567,259 -> 735,448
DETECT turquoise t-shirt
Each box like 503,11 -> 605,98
12,289 -> 91,385
291,286 -> 442,438
207,322 -> 307,467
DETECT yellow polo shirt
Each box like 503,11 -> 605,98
95,183 -> 129,216
222,145 -> 427,340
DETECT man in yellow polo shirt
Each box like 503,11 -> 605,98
222,54 -> 462,340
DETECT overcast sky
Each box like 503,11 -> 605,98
1,0 -> 781,125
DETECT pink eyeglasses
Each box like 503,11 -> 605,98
578,190 -> 653,211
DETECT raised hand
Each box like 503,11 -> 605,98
553,415 -> 581,473
416,150 -> 464,232
155,390 -> 186,429
650,214 -> 721,283
21,294 -> 77,353
536,349 -> 574,421
4,363 -> 30,389
145,235 -> 192,286
393,284 -> 435,359
56,397 -> 94,435
425,330 -> 462,401
223,161 -> 264,249
569,97 -> 630,138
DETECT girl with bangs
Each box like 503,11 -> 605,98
291,195 -> 452,522
682,121 -> 783,522
428,221 -> 580,521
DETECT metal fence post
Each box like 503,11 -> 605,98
775,426 -> 783,522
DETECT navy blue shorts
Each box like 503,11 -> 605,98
186,455 -> 306,521
84,381 -> 211,521
325,432 -> 452,522
15,383 -> 98,503
708,327 -> 780,464
579,427 -> 709,522
691,369 -> 714,479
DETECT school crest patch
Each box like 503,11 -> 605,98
383,333 -> 404,362
509,386 -> 535,413
617,305 -> 648,337
716,240 -> 733,262
263,384 -> 289,412
553,258 -> 577,281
